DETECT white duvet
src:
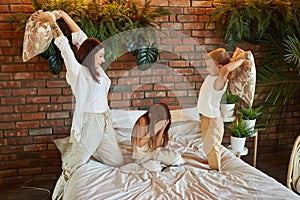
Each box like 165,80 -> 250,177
62,118 -> 299,200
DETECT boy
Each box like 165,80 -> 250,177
197,48 -> 244,170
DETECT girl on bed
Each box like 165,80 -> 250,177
197,48 -> 244,171
33,10 -> 124,199
131,103 -> 184,168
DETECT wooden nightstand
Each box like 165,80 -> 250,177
251,130 -> 258,167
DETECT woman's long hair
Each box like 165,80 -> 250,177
77,38 -> 104,83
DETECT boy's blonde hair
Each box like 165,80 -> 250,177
205,48 -> 230,66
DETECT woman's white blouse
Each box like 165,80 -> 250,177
54,31 -> 111,142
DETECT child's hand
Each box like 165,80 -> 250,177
243,59 -> 252,69
154,119 -> 169,133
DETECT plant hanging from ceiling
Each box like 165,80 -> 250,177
209,0 -> 300,126
209,0 -> 293,47
8,0 -> 172,73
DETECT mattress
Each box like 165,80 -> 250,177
60,108 -> 299,200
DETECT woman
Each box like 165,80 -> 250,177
131,103 -> 184,167
33,10 -> 124,199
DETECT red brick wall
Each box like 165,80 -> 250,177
0,0 -> 299,184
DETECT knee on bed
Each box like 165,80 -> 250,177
207,149 -> 221,171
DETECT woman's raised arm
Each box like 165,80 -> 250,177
33,10 -> 82,82
33,10 -> 63,39
56,10 -> 81,33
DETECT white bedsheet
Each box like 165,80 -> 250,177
62,120 -> 299,200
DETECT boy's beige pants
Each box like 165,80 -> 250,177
200,115 -> 224,171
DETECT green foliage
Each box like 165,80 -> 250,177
284,35 -> 300,70
136,43 -> 158,70
6,13 -> 29,31
31,0 -> 42,10
48,54 -> 62,75
210,0 -> 300,126
255,1 -> 300,126
35,0 -> 171,40
40,41 -> 63,75
209,0 -> 293,47
237,105 -> 263,120
8,0 -> 172,74
40,0 -> 171,69
222,89 -> 240,104
226,118 -> 256,138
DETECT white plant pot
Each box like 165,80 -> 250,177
220,103 -> 235,118
230,136 -> 246,153
242,119 -> 256,131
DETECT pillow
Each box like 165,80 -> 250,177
22,11 -> 60,62
170,107 -> 199,122
228,47 -> 256,106
111,107 -> 199,128
296,177 -> 300,194
111,109 -> 146,128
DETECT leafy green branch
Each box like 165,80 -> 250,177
7,0 -> 172,73
209,0 -> 300,126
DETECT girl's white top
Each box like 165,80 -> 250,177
54,31 -> 111,142
197,75 -> 227,118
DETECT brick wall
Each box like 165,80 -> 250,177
0,0 -> 299,184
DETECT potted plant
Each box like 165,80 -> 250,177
220,89 -> 240,120
226,118 -> 255,153
237,105 -> 263,131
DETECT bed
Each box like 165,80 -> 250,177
58,108 -> 299,199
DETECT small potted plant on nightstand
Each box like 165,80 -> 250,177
221,89 -> 240,121
226,118 -> 255,154
237,105 -> 263,131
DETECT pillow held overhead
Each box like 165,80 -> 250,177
22,11 -> 60,62
228,47 -> 256,106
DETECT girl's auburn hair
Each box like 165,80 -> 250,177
131,103 -> 171,151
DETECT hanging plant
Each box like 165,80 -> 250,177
209,0 -> 293,47
209,0 -> 300,126
126,33 -> 158,70
7,0 -> 172,74
39,41 -> 63,75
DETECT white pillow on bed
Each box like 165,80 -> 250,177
53,108 -> 200,164
170,107 -> 199,122
111,107 -> 199,128
111,109 -> 147,128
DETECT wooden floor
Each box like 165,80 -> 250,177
0,152 -> 294,200
0,178 -> 56,200
243,151 -> 291,186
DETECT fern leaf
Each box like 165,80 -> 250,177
283,35 -> 300,69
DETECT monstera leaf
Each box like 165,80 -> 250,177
136,44 -> 158,70
126,33 -> 159,70
40,40 -> 63,75
126,34 -> 147,56
48,54 -> 63,75
40,40 -> 56,60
